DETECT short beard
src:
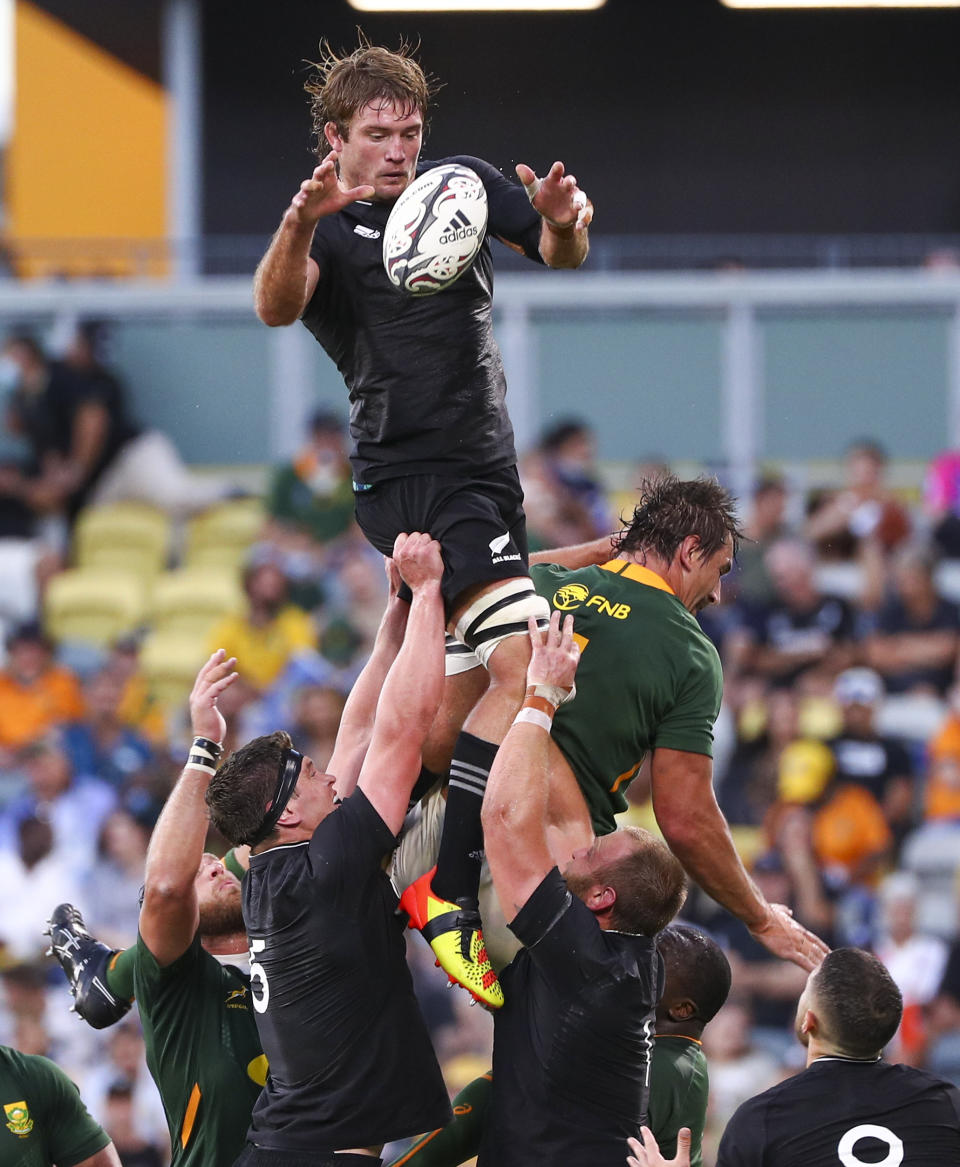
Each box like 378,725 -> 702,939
198,899 -> 245,941
561,870 -> 595,905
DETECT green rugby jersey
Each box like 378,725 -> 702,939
531,559 -> 723,833
650,1036 -> 710,1167
0,1045 -> 109,1167
134,932 -> 265,1167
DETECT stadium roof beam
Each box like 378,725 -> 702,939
347,1 -> 605,10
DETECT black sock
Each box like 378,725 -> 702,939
431,731 -> 497,906
407,765 -> 444,812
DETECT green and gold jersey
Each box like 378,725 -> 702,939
0,1045 -> 109,1167
134,933 -> 265,1167
531,559 -> 723,833
650,1036 -> 710,1167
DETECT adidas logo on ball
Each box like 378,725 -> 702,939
439,211 -> 479,245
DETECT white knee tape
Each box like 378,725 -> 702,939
454,578 -> 551,670
444,633 -> 482,676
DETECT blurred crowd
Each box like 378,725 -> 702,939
0,326 -> 959,1165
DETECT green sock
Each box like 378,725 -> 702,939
105,946 -> 137,1000
386,1072 -> 491,1167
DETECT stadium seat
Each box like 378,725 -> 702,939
138,629 -> 210,711
73,501 -> 172,579
44,569 -> 148,647
183,497 -> 265,571
148,568 -> 244,639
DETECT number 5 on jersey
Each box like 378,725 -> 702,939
250,938 -> 270,1014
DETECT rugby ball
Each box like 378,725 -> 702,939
383,164 -> 488,296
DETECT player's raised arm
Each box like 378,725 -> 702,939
357,533 -> 446,836
482,611 -> 580,920
327,555 -> 410,799
516,160 -> 592,270
254,150 -> 375,327
140,650 -> 238,966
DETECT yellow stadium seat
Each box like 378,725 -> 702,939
73,502 -> 172,579
149,568 -> 244,639
138,630 -> 209,712
183,498 -> 265,571
44,569 -> 148,647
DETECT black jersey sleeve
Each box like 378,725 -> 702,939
509,867 -> 616,997
306,788 -> 398,907
447,155 -> 544,264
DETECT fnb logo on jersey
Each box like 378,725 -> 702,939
439,209 -> 480,245
552,584 -> 631,619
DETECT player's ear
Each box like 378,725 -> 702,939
324,121 -> 344,153
668,997 -> 696,1022
592,884 -> 616,914
799,1008 -> 817,1037
677,535 -> 702,571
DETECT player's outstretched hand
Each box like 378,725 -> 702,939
750,902 -> 831,972
527,609 -> 580,698
189,649 -> 238,745
286,151 -> 375,227
627,1128 -> 691,1167
516,161 -> 593,232
392,531 -> 444,591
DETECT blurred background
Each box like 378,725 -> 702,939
1,1 -> 960,1164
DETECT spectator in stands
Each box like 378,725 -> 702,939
62,320 -> 233,518
520,417 -> 613,550
770,738 -> 892,946
0,331 -> 137,539
826,667 -> 916,848
804,438 -> 911,562
0,734 -> 116,874
61,668 -> 155,791
739,538 -> 857,690
718,688 -> 805,828
873,871 -> 950,1065
927,899 -> 960,1084
708,849 -> 822,1062
0,620 -> 84,759
83,1019 -> 168,1160
206,557 -> 317,693
80,808 -> 151,949
0,815 -> 80,964
864,544 -> 960,697
101,1080 -> 165,1167
923,691 -> 960,821
924,448 -> 960,558
287,683 -> 346,768
731,474 -> 791,608
262,406 -> 356,557
700,1001 -> 781,1134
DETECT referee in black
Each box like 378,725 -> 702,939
628,946 -> 960,1167
205,533 -> 451,1167
478,611 -> 688,1167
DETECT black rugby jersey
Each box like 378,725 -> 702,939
242,789 -> 450,1153
717,1057 -> 960,1166
479,868 -> 662,1167
301,155 -> 543,487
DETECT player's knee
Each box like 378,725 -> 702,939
452,578 -> 550,670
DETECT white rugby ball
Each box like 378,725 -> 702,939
383,164 -> 488,296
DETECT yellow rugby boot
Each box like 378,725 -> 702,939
399,868 -> 503,1010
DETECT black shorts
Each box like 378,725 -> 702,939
234,1148 -> 381,1167
354,467 -> 529,610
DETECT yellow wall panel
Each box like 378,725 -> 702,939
7,1 -> 168,276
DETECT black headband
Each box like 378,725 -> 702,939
248,748 -> 304,846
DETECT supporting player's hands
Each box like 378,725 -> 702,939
286,151 -> 375,227
392,531 -> 444,592
527,609 -> 580,701
626,1128 -> 691,1167
189,649 -> 238,745
516,161 -> 593,232
750,901 -> 831,973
